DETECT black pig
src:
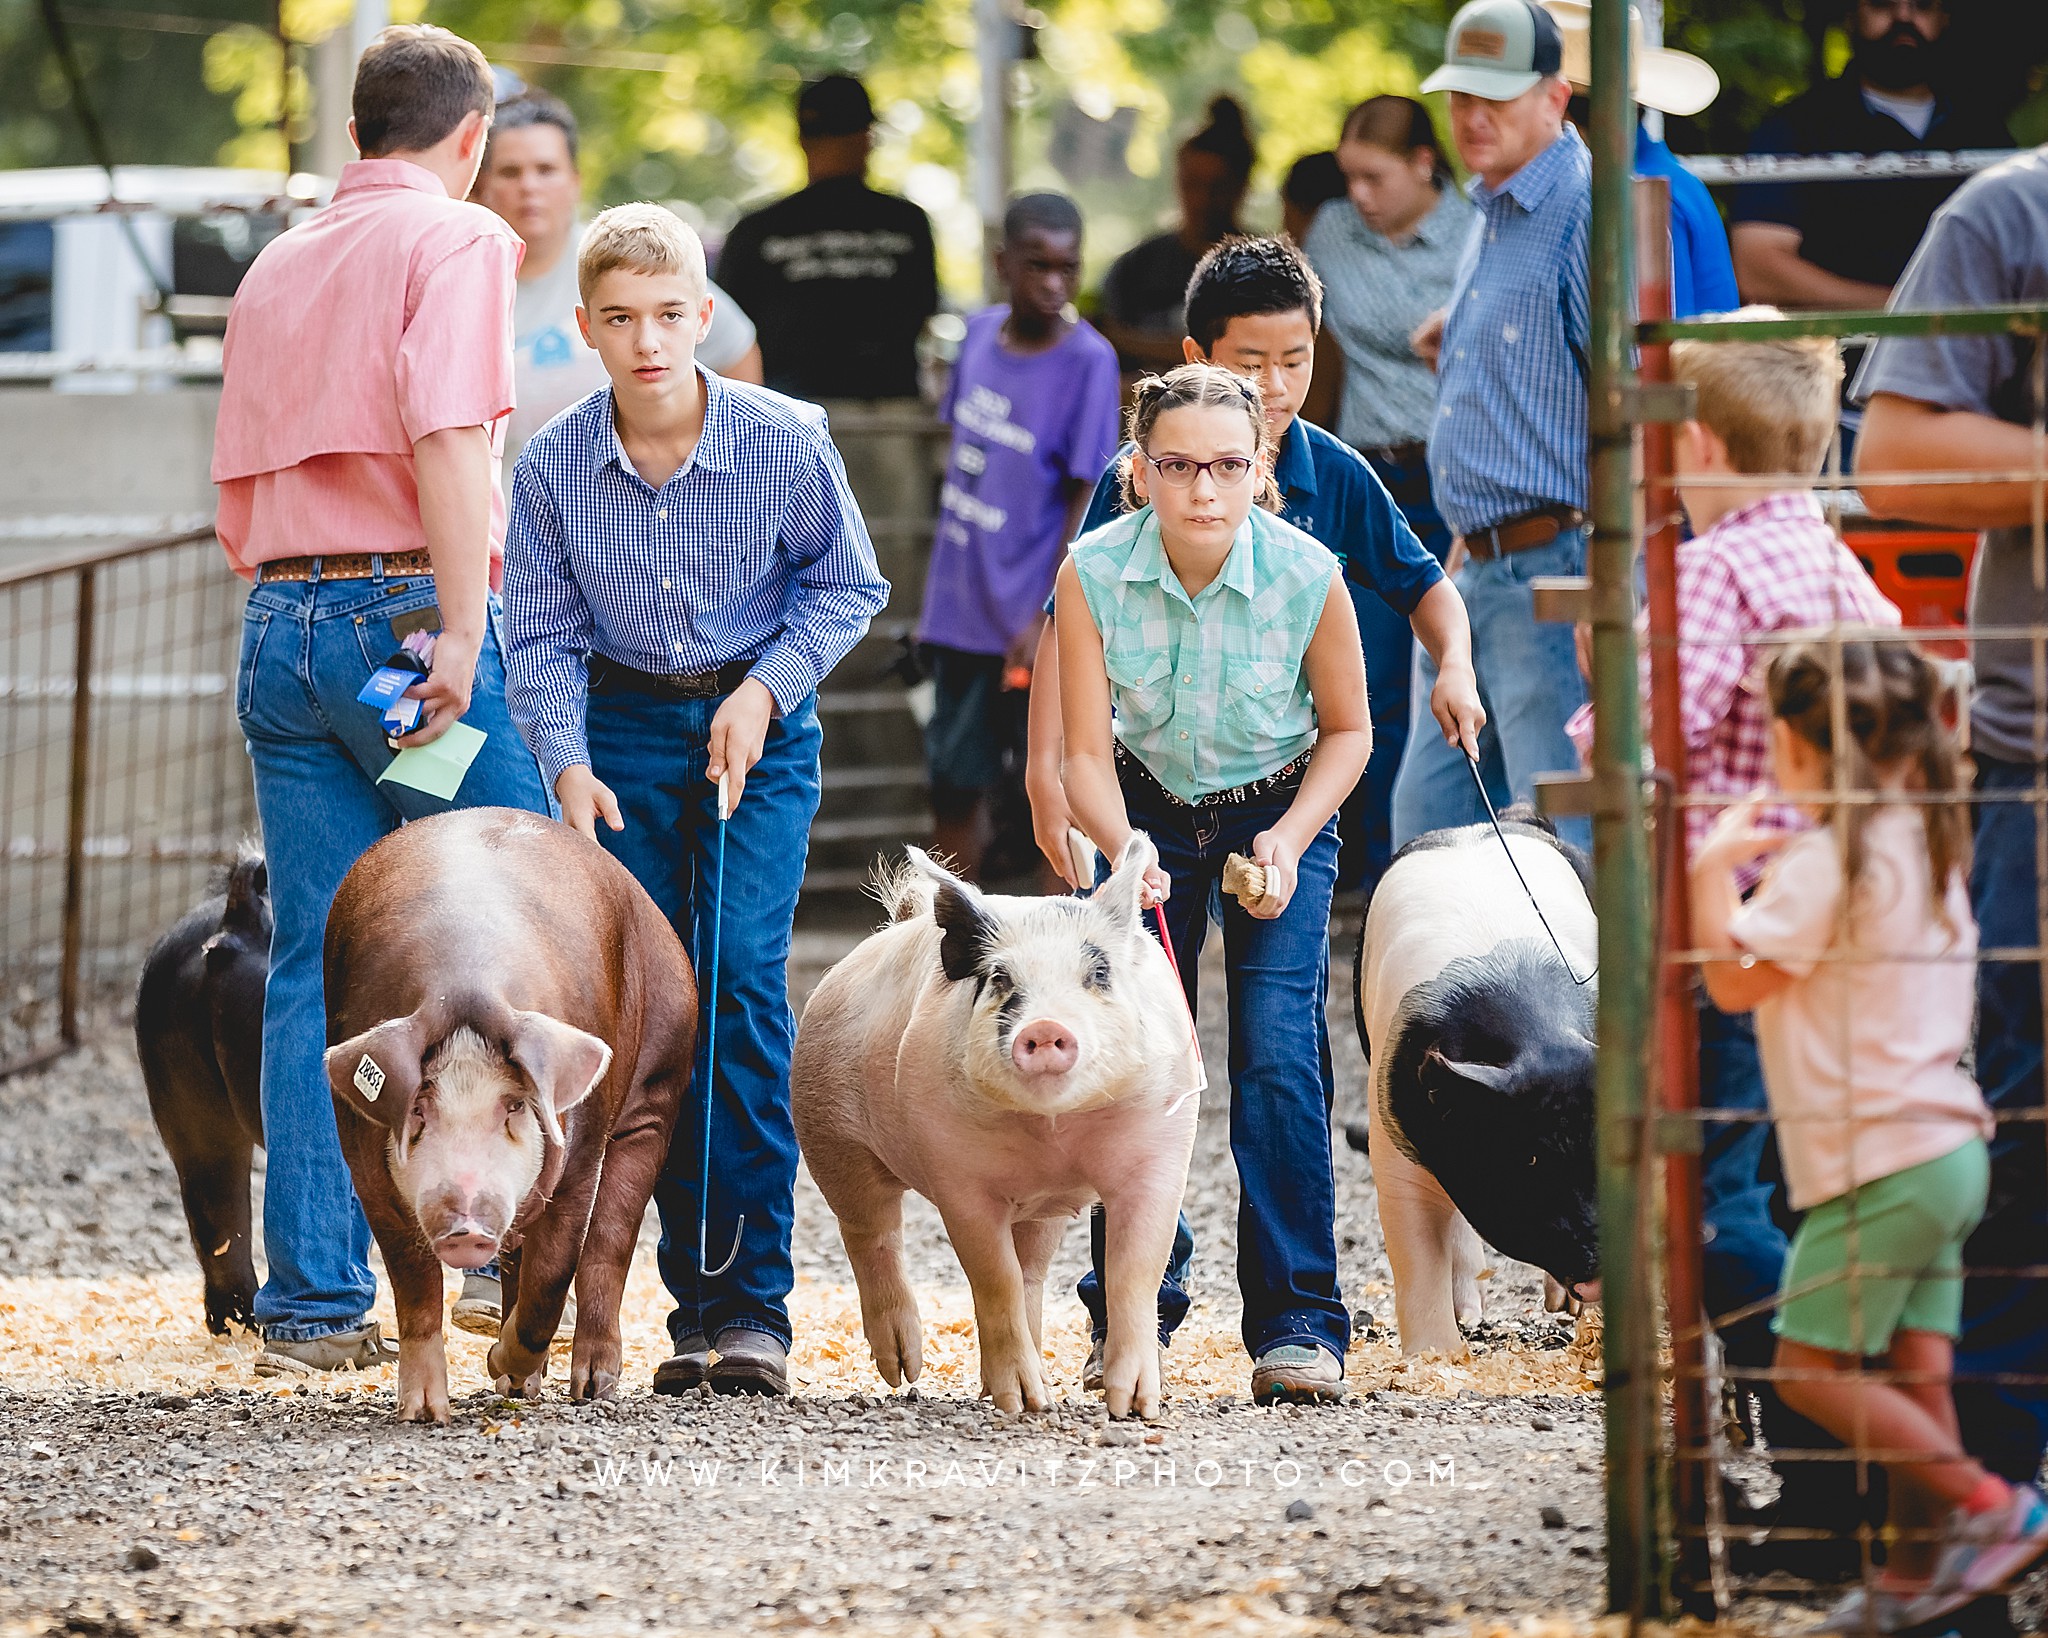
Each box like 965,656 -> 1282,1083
135,846 -> 269,1333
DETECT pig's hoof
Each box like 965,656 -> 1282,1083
1102,1349 -> 1163,1422
494,1368 -> 547,1399
869,1307 -> 924,1388
568,1360 -> 620,1402
397,1391 -> 450,1425
485,1339 -> 548,1394
980,1355 -> 1050,1416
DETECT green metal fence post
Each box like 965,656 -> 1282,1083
1587,0 -> 1658,1621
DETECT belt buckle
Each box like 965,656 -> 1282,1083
671,670 -> 719,700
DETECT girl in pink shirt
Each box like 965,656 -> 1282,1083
1692,638 -> 2037,1632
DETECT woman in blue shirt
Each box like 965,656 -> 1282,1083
1055,362 -> 1372,1407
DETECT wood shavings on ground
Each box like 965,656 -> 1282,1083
740,1611 -> 1759,1637
0,1260 -> 1601,1402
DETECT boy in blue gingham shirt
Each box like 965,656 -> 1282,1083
503,203 -> 888,1397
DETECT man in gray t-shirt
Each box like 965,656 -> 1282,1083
1855,142 -> 2048,1489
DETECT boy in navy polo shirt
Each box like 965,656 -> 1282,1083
504,203 -> 888,1397
1023,234 -> 1484,1387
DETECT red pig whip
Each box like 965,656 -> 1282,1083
697,770 -> 744,1279
1151,901 -> 1207,1113
1066,828 -> 1204,1106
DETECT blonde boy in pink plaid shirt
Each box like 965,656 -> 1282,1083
1569,310 -> 1900,1557
1567,315 -> 1899,857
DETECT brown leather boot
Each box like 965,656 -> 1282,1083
710,1326 -> 789,1396
651,1332 -> 712,1394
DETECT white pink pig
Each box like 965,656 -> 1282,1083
791,835 -> 1198,1420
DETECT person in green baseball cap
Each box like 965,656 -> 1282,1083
1422,0 -> 1566,101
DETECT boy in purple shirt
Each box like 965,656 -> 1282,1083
917,192 -> 1121,878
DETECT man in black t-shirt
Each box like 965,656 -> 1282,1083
717,75 -> 940,401
1729,0 -> 2009,310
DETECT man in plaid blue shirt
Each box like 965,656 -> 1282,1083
1393,0 -> 1592,850
504,203 -> 888,1396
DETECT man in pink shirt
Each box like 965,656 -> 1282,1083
212,24 -> 550,1375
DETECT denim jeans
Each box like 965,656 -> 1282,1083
237,572 -> 551,1341
1339,451 -> 1453,896
1074,758 -> 1350,1360
1389,527 -> 1590,853
585,686 -> 822,1350
1956,754 -> 2048,1481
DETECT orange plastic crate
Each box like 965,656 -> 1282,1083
1842,525 -> 1976,657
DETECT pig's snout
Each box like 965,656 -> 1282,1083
416,1183 -> 515,1269
434,1218 -> 502,1268
1011,1019 -> 1078,1077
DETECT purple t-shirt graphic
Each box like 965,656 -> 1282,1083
917,306 -> 1122,656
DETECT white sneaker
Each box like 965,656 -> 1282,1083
1908,1483 -> 2048,1624
450,1273 -> 576,1341
450,1273 -> 503,1336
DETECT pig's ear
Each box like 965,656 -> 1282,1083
505,1010 -> 613,1147
325,1015 -> 431,1127
904,848 -> 998,983
1094,831 -> 1158,933
1424,1048 -> 1516,1099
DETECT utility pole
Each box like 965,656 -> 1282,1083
972,0 -> 1015,302
273,0 -> 293,175
309,0 -> 389,180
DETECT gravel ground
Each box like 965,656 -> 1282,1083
0,904 -> 1617,1637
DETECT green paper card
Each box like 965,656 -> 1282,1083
377,721 -> 486,801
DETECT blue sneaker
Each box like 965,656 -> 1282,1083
1812,1583 -> 1915,1634
1909,1484 -> 2048,1625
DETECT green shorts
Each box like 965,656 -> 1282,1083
1775,1137 -> 1990,1356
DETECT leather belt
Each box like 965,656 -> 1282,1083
1114,740 -> 1312,810
588,654 -> 758,701
1359,440 -> 1429,468
1463,506 -> 1585,561
255,550 -> 434,583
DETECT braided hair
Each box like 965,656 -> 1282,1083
1117,362 -> 1280,514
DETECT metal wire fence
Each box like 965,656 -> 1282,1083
0,526 -> 255,1076
1590,177 -> 2048,1631
0,411 -> 940,1079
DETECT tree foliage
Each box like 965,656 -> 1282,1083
3,0 -> 2043,298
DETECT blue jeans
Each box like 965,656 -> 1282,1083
1957,754 -> 2048,1481
1078,1209 -> 1194,1348
1075,757 -> 1350,1360
237,572 -> 551,1341
1698,994 -> 1785,1328
585,685 -> 822,1350
1389,528 -> 1590,853
1339,451 -> 1453,896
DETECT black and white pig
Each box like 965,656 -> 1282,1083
1352,817 -> 1599,1356
791,836 -> 1199,1420
135,845 -> 270,1334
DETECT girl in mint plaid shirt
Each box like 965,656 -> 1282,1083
1052,363 -> 1372,1405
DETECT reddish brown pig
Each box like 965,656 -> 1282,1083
321,807 -> 694,1423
